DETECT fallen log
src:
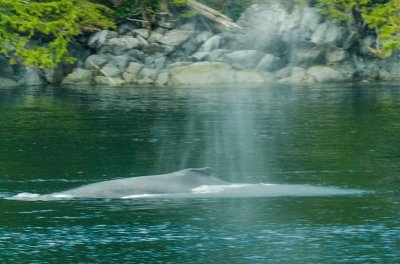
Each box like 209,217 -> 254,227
187,0 -> 241,30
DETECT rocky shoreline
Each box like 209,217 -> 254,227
0,3 -> 399,88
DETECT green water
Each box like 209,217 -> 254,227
0,83 -> 399,263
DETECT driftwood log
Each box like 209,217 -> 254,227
186,0 -> 241,30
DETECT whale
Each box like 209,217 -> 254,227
7,167 -> 367,200
49,167 -> 225,199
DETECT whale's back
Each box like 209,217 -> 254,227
53,167 -> 225,198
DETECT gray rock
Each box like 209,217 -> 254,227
198,35 -> 223,52
155,70 -> 170,86
234,70 -> 274,83
311,22 -> 348,46
279,67 -> 310,83
154,56 -> 166,69
137,67 -> 159,84
220,50 -> 265,69
169,62 -> 236,85
148,32 -> 164,43
19,67 -> 43,86
290,42 -> 325,67
88,30 -> 118,50
122,62 -> 144,83
101,62 -> 122,78
196,31 -> 214,45
0,77 -> 18,87
0,57 -> 15,77
256,54 -> 283,72
325,47 -> 347,64
136,35 -> 149,48
127,50 -> 145,62
85,54 -> 110,70
134,29 -> 150,39
167,62 -> 192,69
43,66 -> 64,84
275,66 -> 292,79
94,76 -> 125,85
190,52 -> 209,62
207,49 -> 231,61
112,55 -> 132,71
160,29 -> 192,46
62,68 -> 92,84
106,36 -> 140,55
142,43 -> 167,55
118,23 -> 134,35
307,66 -> 344,83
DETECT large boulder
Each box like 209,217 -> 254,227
311,22 -> 349,46
88,30 -> 118,50
235,70 -> 274,83
290,42 -> 325,67
219,50 -> 265,69
169,62 -> 236,85
122,62 -> 144,83
62,68 -> 92,84
18,67 -> 43,86
307,65 -> 345,83
256,54 -> 284,72
94,76 -> 125,85
278,67 -> 310,83
0,77 -> 18,87
104,36 -> 140,55
159,29 -> 192,46
137,67 -> 159,84
198,35 -> 224,52
85,54 -> 110,70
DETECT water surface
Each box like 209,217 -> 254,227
0,83 -> 399,263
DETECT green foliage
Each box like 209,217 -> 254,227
362,0 -> 400,56
114,0 -> 188,22
318,0 -> 399,57
0,0 -> 115,68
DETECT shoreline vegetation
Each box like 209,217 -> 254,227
0,0 -> 399,87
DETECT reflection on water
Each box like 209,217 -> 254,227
0,83 -> 399,263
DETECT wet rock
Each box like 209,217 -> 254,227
160,29 -> 192,46
43,66 -> 65,84
85,54 -> 110,70
62,68 -> 92,84
279,67 -> 309,83
191,52 -> 209,62
169,62 -> 236,85
101,62 -> 123,78
94,76 -> 125,85
122,62 -> 144,83
234,70 -> 274,83
134,29 -> 150,39
106,36 -> 140,55
290,42 -> 325,67
148,32 -> 164,43
142,43 -> 167,55
155,70 -> 170,86
88,30 -> 118,50
256,54 -> 283,72
112,55 -> 132,71
325,47 -> 347,64
219,50 -> 265,69
0,77 -> 18,87
307,65 -> 344,83
311,22 -> 346,45
137,67 -> 159,84
19,67 -> 43,86
198,35 -> 223,52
